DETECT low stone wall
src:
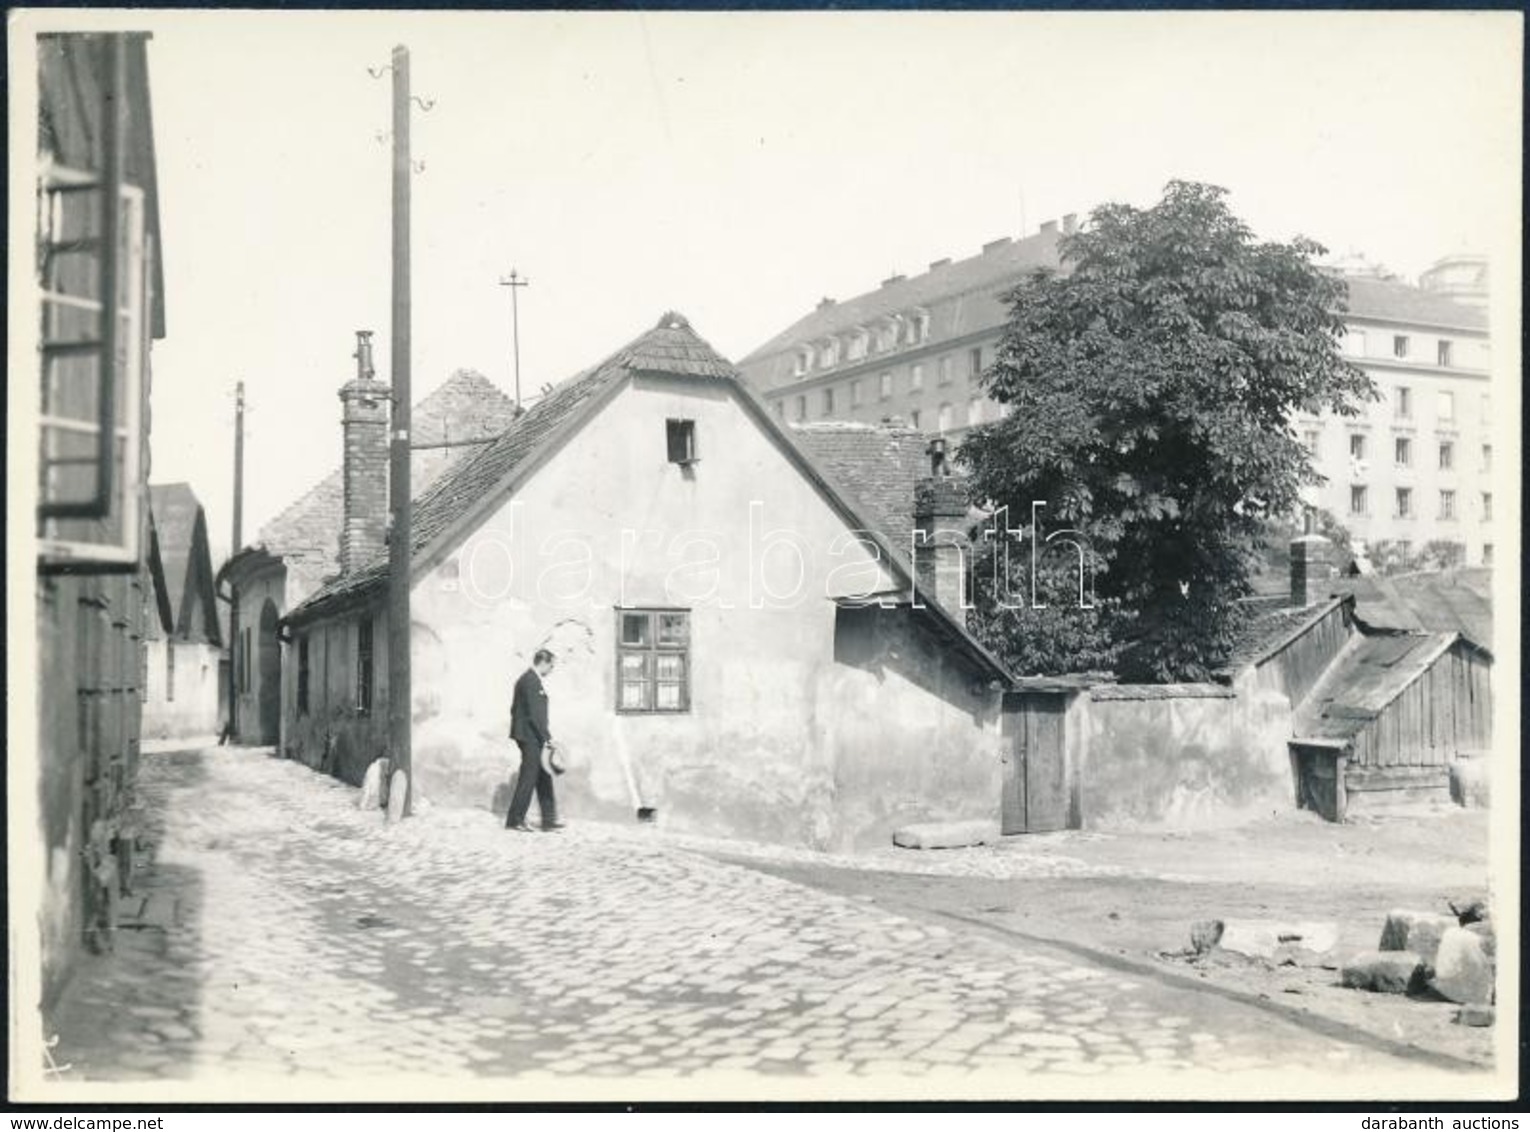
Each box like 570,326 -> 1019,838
1080,681 -> 1293,829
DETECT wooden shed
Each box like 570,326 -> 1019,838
1289,630 -> 1492,819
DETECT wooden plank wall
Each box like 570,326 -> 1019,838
1351,643 -> 1491,769
1255,603 -> 1352,706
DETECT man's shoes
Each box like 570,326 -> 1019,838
507,822 -> 534,833
541,821 -> 566,831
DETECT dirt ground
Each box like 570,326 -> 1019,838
712,803 -> 1503,1072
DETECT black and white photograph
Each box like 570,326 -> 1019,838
7,7 -> 1521,1106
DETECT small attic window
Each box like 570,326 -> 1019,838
666,419 -> 697,465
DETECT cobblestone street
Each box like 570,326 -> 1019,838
40,745 -> 1487,1100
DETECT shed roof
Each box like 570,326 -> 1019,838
1218,596 -> 1350,675
149,482 -> 220,644
1331,569 -> 1493,652
1293,630 -> 1470,741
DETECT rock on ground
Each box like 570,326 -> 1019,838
1340,950 -> 1425,995
1218,920 -> 1338,960
1430,927 -> 1494,1005
1378,910 -> 1456,966
892,820 -> 999,850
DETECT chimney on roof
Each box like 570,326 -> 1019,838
1040,219 -> 1059,235
881,273 -> 906,289
928,257 -> 952,272
816,296 -> 836,310
982,237 -> 1012,255
1062,213 -> 1078,235
1290,534 -> 1335,609
339,330 -> 391,575
914,440 -> 969,611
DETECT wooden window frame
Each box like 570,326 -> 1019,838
615,608 -> 691,714
666,418 -> 697,465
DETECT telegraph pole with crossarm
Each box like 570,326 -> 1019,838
499,269 -> 529,413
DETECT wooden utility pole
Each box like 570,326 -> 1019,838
227,380 -> 244,739
498,269 -> 529,412
387,44 -> 413,816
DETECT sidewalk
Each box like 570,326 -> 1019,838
31,744 -> 1501,1101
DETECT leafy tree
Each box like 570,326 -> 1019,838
961,181 -> 1376,681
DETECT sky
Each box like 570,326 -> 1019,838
14,10 -> 1523,564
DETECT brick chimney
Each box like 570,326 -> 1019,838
913,438 -> 969,610
338,330 -> 390,574
1290,534 -> 1334,608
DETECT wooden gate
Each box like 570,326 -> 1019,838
1002,691 -> 1070,834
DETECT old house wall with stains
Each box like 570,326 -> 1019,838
1078,682 -> 1293,829
287,374 -> 1003,849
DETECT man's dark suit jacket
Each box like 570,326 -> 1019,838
510,668 -> 550,746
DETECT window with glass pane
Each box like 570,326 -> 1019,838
616,609 -> 690,713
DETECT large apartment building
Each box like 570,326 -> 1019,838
1297,262 -> 1493,568
739,232 -> 1494,567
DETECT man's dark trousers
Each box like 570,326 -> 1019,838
507,738 -> 557,828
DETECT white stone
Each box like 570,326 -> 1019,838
1218,919 -> 1338,959
357,760 -> 383,810
386,770 -> 409,823
1379,910 -> 1456,966
1430,927 -> 1494,1005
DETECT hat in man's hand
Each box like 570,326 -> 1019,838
541,742 -> 567,777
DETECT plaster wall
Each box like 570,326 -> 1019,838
1079,680 -> 1293,829
229,564 -> 284,746
141,639 -> 222,739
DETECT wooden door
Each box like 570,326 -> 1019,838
1002,692 -> 1069,833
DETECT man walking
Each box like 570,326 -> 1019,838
507,648 -> 562,832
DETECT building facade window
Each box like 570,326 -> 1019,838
823,387 -> 836,414
666,419 -> 697,464
1395,436 -> 1411,466
796,395 -> 807,421
1439,490 -> 1456,520
356,617 -> 374,714
879,372 -> 892,399
617,609 -> 690,713
1437,391 -> 1455,422
1482,544 -> 1494,566
794,349 -> 812,377
969,347 -> 983,377
910,363 -> 924,390
1349,433 -> 1366,461
297,637 -> 310,715
938,356 -> 953,385
909,408 -> 922,429
1395,386 -> 1411,419
166,646 -> 175,703
1482,492 -> 1493,522
1437,340 -> 1453,367
1482,443 -> 1492,471
818,340 -> 838,369
937,403 -> 953,433
850,379 -> 863,407
1393,335 -> 1410,359
1395,487 -> 1412,519
1438,441 -> 1453,471
1349,485 -> 1368,515
1304,429 -> 1321,457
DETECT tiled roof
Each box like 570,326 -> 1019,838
787,421 -> 931,563
741,228 -> 1063,368
1331,569 -> 1493,651
254,368 -> 520,571
287,313 -> 738,621
1219,596 -> 1349,675
149,482 -> 200,621
149,482 -> 220,644
1341,275 -> 1488,332
1293,631 -> 1462,741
